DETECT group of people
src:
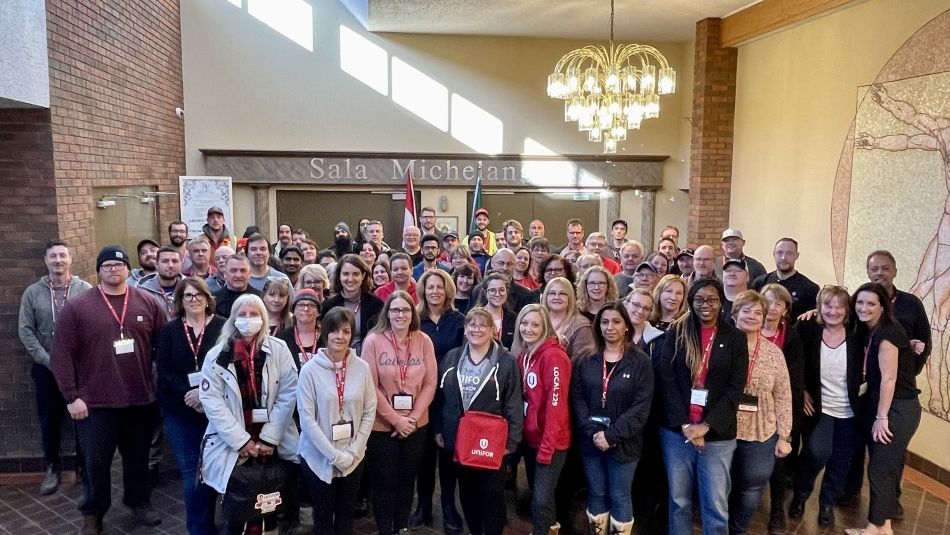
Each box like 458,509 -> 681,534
17,204 -> 929,535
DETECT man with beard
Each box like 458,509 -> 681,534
128,239 -> 158,287
505,220 -> 526,248
138,246 -> 183,320
273,223 -> 293,256
440,231 -> 460,263
279,245 -> 304,287
463,208 -> 497,254
413,234 -> 449,280
19,241 -> 93,495
751,237 -> 819,319
686,245 -> 719,286
167,220 -> 192,274
245,234 -> 290,291
529,219 -> 545,239
419,206 -> 444,240
202,206 -> 232,254
331,222 -> 356,258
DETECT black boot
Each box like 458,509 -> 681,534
768,506 -> 786,534
131,502 -> 162,527
408,503 -> 433,529
78,514 -> 101,535
39,464 -> 60,495
787,498 -> 805,520
818,504 -> 835,527
442,502 -> 462,533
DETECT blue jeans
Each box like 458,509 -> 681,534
794,413 -> 857,507
660,427 -> 735,535
164,409 -> 216,535
580,451 -> 637,522
729,435 -> 777,534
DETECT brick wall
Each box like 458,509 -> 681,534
0,108 -> 60,464
688,18 -> 737,250
46,0 -> 185,275
0,0 -> 185,465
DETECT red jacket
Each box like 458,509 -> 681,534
519,337 -> 572,463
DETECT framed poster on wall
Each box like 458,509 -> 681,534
179,176 -> 233,239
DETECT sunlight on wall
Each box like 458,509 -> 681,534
391,57 -> 449,131
450,94 -> 503,155
248,0 -> 313,52
523,137 -> 558,155
339,25 -> 388,96
226,0 -> 241,7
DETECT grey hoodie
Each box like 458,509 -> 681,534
297,348 -> 376,484
18,276 -> 92,367
138,274 -> 182,320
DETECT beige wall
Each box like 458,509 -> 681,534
180,0 -> 691,241
732,0 -> 950,469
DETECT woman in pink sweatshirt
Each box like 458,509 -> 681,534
361,290 -> 438,535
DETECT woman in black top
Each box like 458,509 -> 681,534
571,302 -> 653,535
844,283 -> 921,535
410,270 -> 465,531
277,288 -> 323,370
653,278 -> 748,535
320,254 -> 383,353
155,277 -> 225,535
451,263 -> 480,316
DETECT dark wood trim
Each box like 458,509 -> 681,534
907,451 -> 950,489
199,149 -> 669,164
720,0 -> 861,48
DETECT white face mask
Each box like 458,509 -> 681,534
234,317 -> 263,337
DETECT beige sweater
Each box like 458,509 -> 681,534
737,336 -> 793,442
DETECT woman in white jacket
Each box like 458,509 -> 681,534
199,294 -> 300,535
297,306 -> 376,534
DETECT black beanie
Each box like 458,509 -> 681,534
96,245 -> 132,271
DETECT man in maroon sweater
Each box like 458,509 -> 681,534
51,245 -> 167,535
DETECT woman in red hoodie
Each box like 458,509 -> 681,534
513,304 -> 572,535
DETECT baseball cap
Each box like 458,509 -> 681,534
636,262 -> 658,274
611,219 -> 628,230
721,228 -> 744,240
474,208 -> 489,218
442,231 -> 459,240
676,248 -> 694,260
723,258 -> 748,271
207,206 -> 225,217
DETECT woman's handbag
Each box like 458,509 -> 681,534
454,410 -> 509,470
221,456 -> 297,524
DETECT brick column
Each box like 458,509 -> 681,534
688,18 -> 737,250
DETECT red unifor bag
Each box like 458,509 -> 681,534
454,410 -> 509,470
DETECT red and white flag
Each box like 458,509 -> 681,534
403,167 -> 416,232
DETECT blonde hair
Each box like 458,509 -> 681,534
511,304 -> 556,355
731,290 -> 768,329
417,270 -> 457,318
575,265 -> 618,314
217,294 -> 270,349
650,274 -> 687,324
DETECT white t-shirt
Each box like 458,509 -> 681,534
820,341 -> 853,419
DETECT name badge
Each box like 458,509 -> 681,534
113,337 -> 134,355
738,393 -> 759,412
188,372 -> 202,388
332,420 -> 354,441
690,388 -> 709,407
392,394 -> 414,411
252,408 -> 269,423
858,382 -> 868,396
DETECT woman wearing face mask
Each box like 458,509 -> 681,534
789,286 -> 860,529
622,289 -> 664,349
452,264 -> 480,316
512,305 -> 572,535
155,277 -> 226,535
434,307 -> 523,535
361,291 -> 438,535
198,294 -> 300,535
321,255 -> 384,354
653,279 -> 749,534
649,275 -> 687,332
296,264 -> 330,300
727,290 -> 793,535
576,266 -> 618,323
410,270 -> 465,531
571,302 -> 654,535
297,307 -> 376,535
262,278 -> 292,336
844,283 -> 921,535
478,273 -> 517,350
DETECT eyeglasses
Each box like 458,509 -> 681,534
389,307 -> 413,315
586,281 -> 607,287
626,303 -> 653,313
182,292 -> 206,302
295,302 -> 317,310
486,288 -> 508,296
100,262 -> 126,272
544,266 -> 565,274
466,322 -> 490,331
693,297 -> 721,307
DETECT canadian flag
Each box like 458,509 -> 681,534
403,167 -> 416,232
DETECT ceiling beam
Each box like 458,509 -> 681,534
720,0 -> 865,47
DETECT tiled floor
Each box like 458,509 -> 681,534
1,455 -> 947,535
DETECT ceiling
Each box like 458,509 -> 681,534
349,0 -> 758,42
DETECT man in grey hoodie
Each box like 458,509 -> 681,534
137,246 -> 183,320
18,240 -> 92,495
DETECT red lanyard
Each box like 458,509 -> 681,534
294,326 -> 318,364
243,341 -> 260,403
746,335 -> 762,379
333,357 -> 347,419
49,283 -> 70,322
863,327 -> 879,380
388,330 -> 412,384
97,286 -> 130,336
693,327 -> 717,387
182,318 -> 207,370
601,351 -> 621,407
764,320 -> 786,348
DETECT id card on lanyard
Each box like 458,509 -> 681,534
98,286 -> 133,356
738,336 -> 761,412
331,358 -> 353,440
860,327 -> 877,397
389,331 -> 415,410
183,318 -> 207,387
690,328 -> 717,414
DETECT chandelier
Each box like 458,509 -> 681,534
546,0 -> 676,153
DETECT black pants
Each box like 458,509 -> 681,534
366,426 -> 427,534
632,422 -> 668,535
437,447 -> 460,515
32,363 -> 77,468
768,429 -> 799,515
76,404 -> 159,517
794,413 -> 857,507
301,458 -> 363,535
554,445 -> 585,532
523,447 -> 568,535
456,460 -> 507,535
415,424 -> 437,512
867,398 -> 920,525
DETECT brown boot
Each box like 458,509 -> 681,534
79,514 -> 101,535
